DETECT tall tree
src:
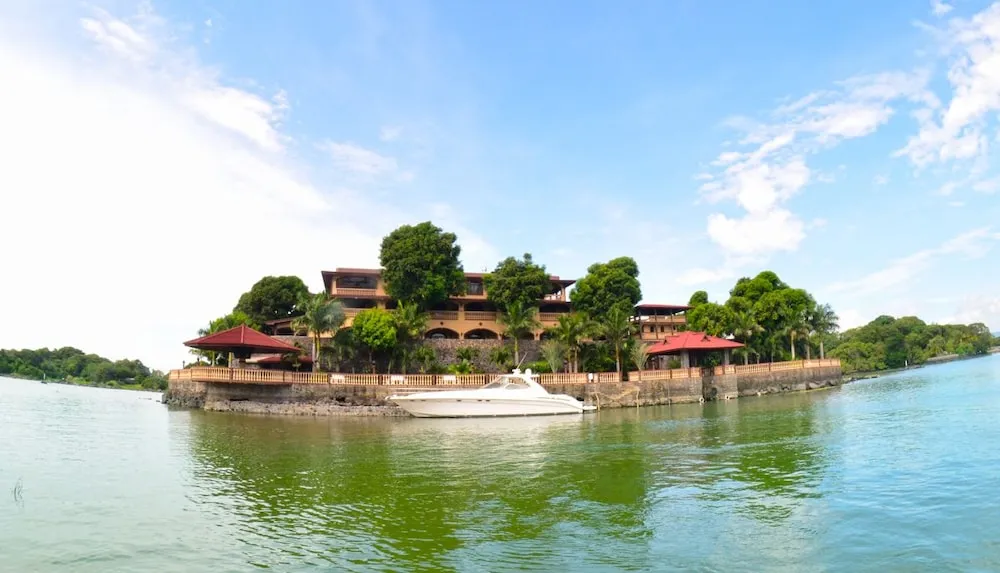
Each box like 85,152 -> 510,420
352,309 -> 398,372
570,257 -> 642,322
730,309 -> 763,365
808,303 -> 839,359
548,312 -> 591,373
483,253 -> 551,311
378,222 -> 466,309
195,311 -> 259,365
687,302 -> 735,337
291,293 -> 345,372
688,290 -> 709,308
596,305 -> 636,379
393,302 -> 429,374
234,276 -> 309,324
497,301 -> 541,364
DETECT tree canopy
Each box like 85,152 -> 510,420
0,347 -> 167,390
483,253 -> 551,311
234,276 -> 309,324
829,316 -> 993,373
378,222 -> 466,309
570,257 -> 642,321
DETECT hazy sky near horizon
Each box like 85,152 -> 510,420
2,0 -> 1000,370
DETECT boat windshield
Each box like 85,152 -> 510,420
482,376 -> 532,390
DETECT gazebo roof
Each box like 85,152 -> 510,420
183,325 -> 301,353
647,331 -> 744,355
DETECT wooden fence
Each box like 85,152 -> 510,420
169,359 -> 840,387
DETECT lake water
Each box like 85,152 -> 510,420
2,357 -> 1000,572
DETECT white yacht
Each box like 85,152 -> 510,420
388,369 -> 596,418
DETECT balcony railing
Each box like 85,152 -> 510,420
429,310 -> 459,320
333,287 -> 378,297
538,312 -> 566,322
464,311 -> 498,321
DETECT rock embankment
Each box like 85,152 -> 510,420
203,399 -> 407,417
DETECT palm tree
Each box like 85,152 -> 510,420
292,293 -> 346,372
548,312 -> 591,373
629,341 -> 651,380
498,301 -> 541,364
783,312 -> 811,361
730,309 -> 764,365
540,339 -> 567,373
597,305 -> 636,379
393,302 -> 428,373
808,303 -> 839,359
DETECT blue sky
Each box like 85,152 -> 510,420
2,0 -> 999,369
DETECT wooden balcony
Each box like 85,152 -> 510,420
332,287 -> 379,297
538,312 -> 566,323
464,311 -> 498,321
429,310 -> 459,320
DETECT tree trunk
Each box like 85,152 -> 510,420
615,345 -> 621,380
806,343 -> 811,361
514,339 -> 520,365
820,340 -> 825,359
312,335 -> 321,372
790,334 -> 796,360
744,352 -> 749,366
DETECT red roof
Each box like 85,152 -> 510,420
183,325 -> 301,353
647,331 -> 744,354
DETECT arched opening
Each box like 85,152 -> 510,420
464,328 -> 500,340
502,331 -> 537,341
425,328 -> 460,340
538,331 -> 556,341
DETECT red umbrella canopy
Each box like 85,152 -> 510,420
184,325 -> 301,356
647,331 -> 744,355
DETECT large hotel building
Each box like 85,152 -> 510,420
266,268 -> 689,342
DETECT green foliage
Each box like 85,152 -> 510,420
570,257 -> 642,322
488,345 -> 514,371
540,339 -> 566,373
378,222 -> 466,309
483,253 -> 551,311
498,301 -> 542,363
0,347 -> 167,390
393,302 -> 429,373
546,312 -> 592,373
688,290 -> 709,308
524,360 -> 552,374
629,341 -> 651,371
594,305 -> 636,376
829,316 -> 993,373
292,293 -> 346,372
234,275 -> 309,324
687,303 -> 735,337
579,341 -> 616,373
192,310 -> 260,366
352,309 -> 398,371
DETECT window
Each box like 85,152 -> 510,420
467,282 -> 484,295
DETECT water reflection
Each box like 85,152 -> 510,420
184,395 -> 833,571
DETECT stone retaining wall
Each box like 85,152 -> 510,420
164,363 -> 843,416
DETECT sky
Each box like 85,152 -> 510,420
2,0 -> 1000,370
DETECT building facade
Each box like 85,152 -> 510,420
266,267 -> 689,341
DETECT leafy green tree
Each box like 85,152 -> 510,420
730,309 -> 763,365
498,301 -> 541,364
570,257 -> 642,322
352,309 -> 398,372
547,312 -> 592,373
378,222 -> 465,309
595,305 -> 636,379
194,310 -> 259,365
687,302 -> 735,337
393,302 -> 429,373
688,290 -> 709,308
540,339 -> 566,373
483,253 -> 551,311
783,310 -> 811,360
291,293 -> 345,372
488,345 -> 514,371
234,276 -> 309,324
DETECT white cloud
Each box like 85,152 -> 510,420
0,4 -> 483,370
897,5 -> 1000,167
945,295 -> 1000,330
932,0 -> 954,17
674,267 -> 737,287
837,308 -> 866,331
323,141 -> 398,175
827,228 -> 1000,296
873,174 -> 890,185
701,69 -> 933,259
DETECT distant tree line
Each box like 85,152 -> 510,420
0,347 -> 167,390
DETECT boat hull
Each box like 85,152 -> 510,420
390,396 -> 587,418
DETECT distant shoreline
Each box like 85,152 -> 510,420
842,351 -> 997,383
1,374 -> 160,393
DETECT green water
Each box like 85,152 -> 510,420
2,358 -> 1000,572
